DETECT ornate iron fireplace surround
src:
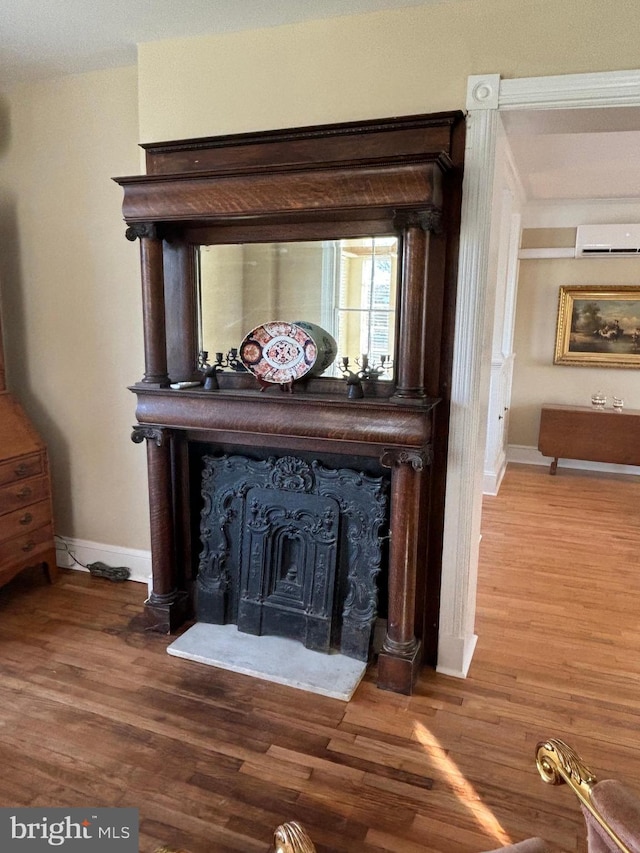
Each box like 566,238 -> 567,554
197,452 -> 387,661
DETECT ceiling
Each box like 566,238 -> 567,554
501,108 -> 640,207
0,0 -> 439,85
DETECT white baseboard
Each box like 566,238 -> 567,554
55,536 -> 150,584
483,454 -> 507,495
436,633 -> 478,678
507,444 -> 640,477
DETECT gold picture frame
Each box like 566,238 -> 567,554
554,285 -> 640,368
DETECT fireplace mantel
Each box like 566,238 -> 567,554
115,111 -> 465,694
133,387 -> 437,456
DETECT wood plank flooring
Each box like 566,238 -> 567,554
0,463 -> 638,852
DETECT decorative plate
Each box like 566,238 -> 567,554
239,321 -> 336,384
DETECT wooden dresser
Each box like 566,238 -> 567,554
0,316 -> 57,587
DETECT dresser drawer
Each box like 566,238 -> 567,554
0,524 -> 54,570
0,453 -> 43,487
0,499 -> 51,542
0,476 -> 50,517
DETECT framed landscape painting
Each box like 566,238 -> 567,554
554,285 -> 640,368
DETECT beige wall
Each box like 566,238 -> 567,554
0,65 -> 149,549
138,0 -> 640,142
1,1 -> 640,559
510,254 -> 640,447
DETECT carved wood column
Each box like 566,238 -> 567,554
131,425 -> 187,631
393,210 -> 442,400
126,223 -> 170,387
378,447 -> 429,694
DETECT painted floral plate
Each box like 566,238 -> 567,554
239,321 -> 336,384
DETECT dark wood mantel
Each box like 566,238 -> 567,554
133,387 -> 436,455
115,111 -> 465,695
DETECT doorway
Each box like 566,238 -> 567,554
437,69 -> 640,679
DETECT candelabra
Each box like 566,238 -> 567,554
212,348 -> 248,372
354,354 -> 392,380
198,348 -> 249,391
339,354 -> 392,398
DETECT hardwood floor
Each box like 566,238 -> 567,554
0,463 -> 638,852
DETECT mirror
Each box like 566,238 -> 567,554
199,236 -> 398,379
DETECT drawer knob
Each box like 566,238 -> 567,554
19,513 -> 33,526
17,486 -> 32,499
21,540 -> 36,552
15,463 -> 30,478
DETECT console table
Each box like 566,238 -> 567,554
538,404 -> 640,474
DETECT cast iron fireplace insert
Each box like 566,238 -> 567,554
193,444 -> 390,663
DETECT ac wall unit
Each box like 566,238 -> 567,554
575,224 -> 640,257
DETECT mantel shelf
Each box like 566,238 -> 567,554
130,383 -> 439,409
131,386 -> 438,456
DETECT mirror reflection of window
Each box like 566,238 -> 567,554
333,237 -> 397,377
198,237 -> 397,379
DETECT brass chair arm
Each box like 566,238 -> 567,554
274,821 -> 317,853
536,739 -> 632,853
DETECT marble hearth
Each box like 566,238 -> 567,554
167,622 -> 368,700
